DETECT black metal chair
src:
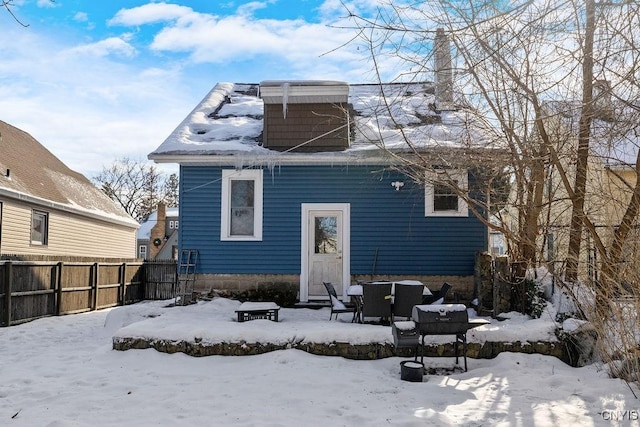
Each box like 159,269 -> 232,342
422,282 -> 452,305
392,283 -> 424,321
362,282 -> 392,323
323,282 -> 358,322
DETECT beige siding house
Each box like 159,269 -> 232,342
0,120 -> 138,258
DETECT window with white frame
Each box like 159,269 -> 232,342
139,245 -> 147,259
31,210 -> 49,245
425,169 -> 468,217
221,169 -> 263,241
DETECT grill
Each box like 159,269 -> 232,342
392,304 -> 490,372
411,304 -> 470,335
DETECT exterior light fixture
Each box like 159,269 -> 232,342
391,181 -> 405,191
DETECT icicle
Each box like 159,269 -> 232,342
282,82 -> 290,119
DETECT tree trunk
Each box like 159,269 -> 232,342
566,0 -> 595,282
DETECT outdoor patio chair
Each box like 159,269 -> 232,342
323,282 -> 358,322
362,282 -> 392,323
422,282 -> 452,305
392,283 -> 424,321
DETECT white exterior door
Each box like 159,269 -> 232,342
301,204 -> 350,301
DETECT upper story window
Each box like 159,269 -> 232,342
31,210 -> 49,245
139,245 -> 147,259
425,169 -> 468,217
168,220 -> 179,230
221,169 -> 263,241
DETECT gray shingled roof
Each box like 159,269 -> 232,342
0,120 -> 138,227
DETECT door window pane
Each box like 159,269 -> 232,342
314,216 -> 337,254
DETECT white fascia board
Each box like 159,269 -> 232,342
260,82 -> 349,104
148,152 -> 396,166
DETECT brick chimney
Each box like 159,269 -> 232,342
434,28 -> 455,111
149,203 -> 166,259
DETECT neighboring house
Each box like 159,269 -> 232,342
137,203 -> 179,260
496,90 -> 640,283
0,120 -> 138,258
542,95 -> 640,283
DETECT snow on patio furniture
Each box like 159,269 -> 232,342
422,282 -> 452,305
235,302 -> 281,322
323,282 -> 358,322
407,304 -> 489,372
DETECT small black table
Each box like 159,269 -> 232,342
235,302 -> 280,322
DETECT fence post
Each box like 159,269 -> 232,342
92,263 -> 99,311
493,256 -> 511,317
55,262 -> 63,315
120,263 -> 127,306
3,262 -> 12,327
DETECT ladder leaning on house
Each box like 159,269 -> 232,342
175,249 -> 198,306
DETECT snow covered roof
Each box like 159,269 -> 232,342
149,81 -> 497,165
0,120 -> 138,228
545,100 -> 640,167
137,207 -> 179,240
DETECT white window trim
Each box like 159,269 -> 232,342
139,245 -> 147,259
31,210 -> 49,245
425,169 -> 469,217
221,169 -> 263,241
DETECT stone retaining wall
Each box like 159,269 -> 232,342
113,337 -> 571,364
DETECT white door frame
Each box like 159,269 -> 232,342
300,203 -> 350,302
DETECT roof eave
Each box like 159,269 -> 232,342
148,152 -> 396,166
148,145 -> 508,167
0,187 -> 139,229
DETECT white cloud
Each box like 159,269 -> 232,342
37,0 -> 57,8
0,26 -> 192,177
106,2 -> 374,82
73,12 -> 89,22
108,3 -> 195,26
236,1 -> 272,17
66,37 -> 137,58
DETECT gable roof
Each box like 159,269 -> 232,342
0,120 -> 138,228
149,81 -> 497,165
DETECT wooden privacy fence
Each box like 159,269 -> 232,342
0,259 -> 177,327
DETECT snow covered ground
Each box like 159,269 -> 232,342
1,298 -> 638,426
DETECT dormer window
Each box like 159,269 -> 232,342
259,80 -> 350,152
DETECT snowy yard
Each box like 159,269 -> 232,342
1,298 -> 638,426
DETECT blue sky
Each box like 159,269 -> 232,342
0,0 -> 403,177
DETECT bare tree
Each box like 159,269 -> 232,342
2,0 -> 55,27
93,158 -> 179,222
344,0 -> 640,381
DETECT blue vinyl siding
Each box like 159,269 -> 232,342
179,164 -> 487,276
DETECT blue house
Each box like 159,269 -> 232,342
149,77 -> 495,302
